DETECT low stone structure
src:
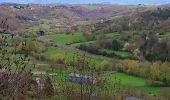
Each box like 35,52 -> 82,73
32,71 -> 47,76
67,73 -> 98,84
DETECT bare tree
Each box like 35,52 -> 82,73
0,18 -> 33,100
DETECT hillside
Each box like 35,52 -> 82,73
0,4 -> 139,33
1,0 -> 170,5
92,5 -> 170,34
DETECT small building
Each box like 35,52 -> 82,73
67,73 -> 98,84
38,31 -> 46,41
39,30 -> 45,36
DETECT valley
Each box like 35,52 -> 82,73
0,3 -> 170,100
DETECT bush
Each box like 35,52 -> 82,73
78,44 -> 98,54
145,79 -> 164,87
99,60 -> 112,71
49,56 -> 64,64
19,41 -> 45,54
160,88 -> 170,99
111,40 -> 123,50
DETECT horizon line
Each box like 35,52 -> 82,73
0,2 -> 164,6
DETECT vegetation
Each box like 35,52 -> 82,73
47,32 -> 86,45
0,3 -> 170,100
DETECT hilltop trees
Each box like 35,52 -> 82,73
91,7 -> 170,34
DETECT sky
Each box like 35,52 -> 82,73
0,0 -> 170,5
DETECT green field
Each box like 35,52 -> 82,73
42,48 -> 68,59
102,72 -> 162,95
42,47 -> 102,68
103,72 -> 145,86
164,32 -> 170,36
42,50 -> 164,96
96,32 -> 121,39
71,41 -> 95,47
50,70 -> 163,96
105,32 -> 121,38
1,3 -> 170,99
47,32 -> 86,44
1,31 -> 168,98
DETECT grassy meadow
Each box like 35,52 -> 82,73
47,32 -> 86,44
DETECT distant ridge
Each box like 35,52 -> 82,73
0,0 -> 170,5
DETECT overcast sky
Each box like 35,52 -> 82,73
0,0 -> 170,5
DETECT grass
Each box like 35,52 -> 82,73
32,43 -> 166,96
164,32 -> 170,36
114,51 -> 132,58
105,32 -> 120,38
103,72 -> 145,86
50,70 -> 163,96
42,47 -> 102,68
148,87 -> 162,96
39,23 -> 50,31
71,41 -> 95,47
49,67 -> 122,95
96,32 -> 120,39
26,23 -> 50,33
1,31 -> 168,97
102,72 -> 165,95
47,32 -> 86,44
42,48 -> 67,59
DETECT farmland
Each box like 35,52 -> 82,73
0,3 -> 170,100
47,32 -> 86,45
23,29 -> 170,98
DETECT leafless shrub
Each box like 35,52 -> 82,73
0,18 -> 33,100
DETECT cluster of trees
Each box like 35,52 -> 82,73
139,32 -> 170,61
115,60 -> 170,86
0,18 -> 56,99
19,41 -> 46,54
96,33 -> 123,50
78,44 -> 118,58
99,60 -> 112,71
78,43 -> 132,59
0,19 -> 33,99
91,7 -> 170,34
78,33 -> 134,59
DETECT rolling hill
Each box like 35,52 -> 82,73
0,3 -> 140,33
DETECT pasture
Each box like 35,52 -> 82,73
47,32 -> 86,44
